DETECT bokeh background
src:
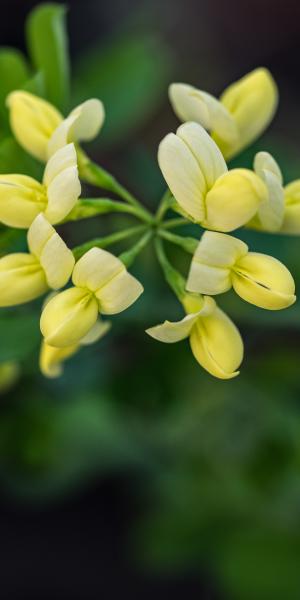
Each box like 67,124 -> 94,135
1,0 -> 300,598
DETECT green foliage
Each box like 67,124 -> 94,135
26,3 -> 70,110
0,310 -> 40,361
72,33 -> 172,148
0,48 -> 30,132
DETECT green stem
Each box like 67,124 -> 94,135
77,148 -> 152,215
158,229 -> 199,254
155,189 -> 173,222
154,237 -> 186,301
119,230 -> 153,268
72,225 -> 147,260
66,198 -> 153,224
162,217 -> 190,229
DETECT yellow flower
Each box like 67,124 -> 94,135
40,247 -> 143,348
0,143 -> 81,228
7,91 -> 105,162
247,151 -> 284,232
146,294 -> 243,379
40,320 -> 111,378
158,122 -> 267,232
169,68 -> 278,160
280,180 -> 300,234
0,213 -> 74,307
186,231 -> 296,310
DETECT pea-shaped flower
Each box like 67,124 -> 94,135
40,248 -> 143,348
247,151 -> 284,232
158,122 -> 267,232
169,68 -> 278,160
40,320 -> 111,378
7,91 -> 104,162
146,294 -> 243,379
0,143 -> 81,228
186,231 -> 296,310
0,213 -> 75,307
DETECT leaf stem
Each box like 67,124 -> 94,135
154,237 -> 186,301
158,229 -> 199,253
66,198 -> 153,224
72,225 -> 147,260
119,230 -> 153,268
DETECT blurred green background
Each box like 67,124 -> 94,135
1,0 -> 300,598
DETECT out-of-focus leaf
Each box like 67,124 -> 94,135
72,33 -> 172,148
0,137 -> 43,179
22,70 -> 46,97
26,3 -> 70,109
0,48 -> 30,133
0,312 -> 40,361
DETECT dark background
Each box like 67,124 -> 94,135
1,1 -> 300,598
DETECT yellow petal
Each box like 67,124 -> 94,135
186,231 -> 248,294
40,287 -> 99,347
177,122 -> 227,189
0,174 -> 46,228
205,168 -> 267,232
190,306 -> 243,379
249,151 -> 284,232
7,91 -> 62,162
40,340 -> 79,378
146,295 -> 215,343
281,180 -> 300,234
43,143 -> 78,186
169,84 -> 238,145
80,319 -> 111,345
158,131 -> 206,222
28,214 -> 75,289
214,68 -> 278,160
47,99 -> 105,157
72,247 -> 143,314
0,253 -> 47,306
233,252 -> 296,309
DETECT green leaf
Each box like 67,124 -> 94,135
72,33 -> 172,148
0,311 -> 40,362
0,48 -> 30,133
26,3 -> 70,110
22,70 -> 46,97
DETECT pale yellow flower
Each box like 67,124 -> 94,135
169,68 -> 278,160
40,247 -> 143,348
146,294 -> 243,379
0,143 -> 81,228
7,91 -> 105,162
0,213 -> 74,307
280,180 -> 300,234
158,122 -> 267,232
40,320 -> 111,378
187,231 -> 296,310
247,151 -> 284,232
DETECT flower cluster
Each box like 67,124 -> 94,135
1,67 -> 299,380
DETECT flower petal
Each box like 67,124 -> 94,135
40,340 -> 79,378
233,252 -> 296,310
47,99 -> 105,156
40,287 -> 99,347
177,122 -> 227,190
28,214 -> 75,289
72,247 -> 143,314
281,180 -> 300,234
190,306 -> 243,379
7,91 -> 62,162
250,152 -> 284,232
0,253 -> 47,306
146,312 -> 201,343
187,231 -> 248,294
205,168 -> 267,232
45,165 -> 81,224
214,68 -> 278,160
158,132 -> 206,222
43,143 -> 78,186
0,174 -> 46,228
80,319 -> 111,345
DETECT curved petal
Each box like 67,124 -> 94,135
40,287 -> 99,347
205,168 -> 267,232
72,247 -> 143,314
45,165 -> 81,224
190,306 -> 243,379
177,122 -> 227,189
250,152 -> 284,232
158,132 -> 205,222
281,180 -> 300,234
186,231 -> 248,294
47,99 -> 105,156
43,143 -> 78,186
28,214 -> 74,289
7,91 -> 62,162
233,252 -> 296,309
214,68 -> 278,160
40,340 -> 79,378
146,312 -> 201,343
0,174 -> 46,228
80,319 -> 111,345
0,253 -> 47,306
